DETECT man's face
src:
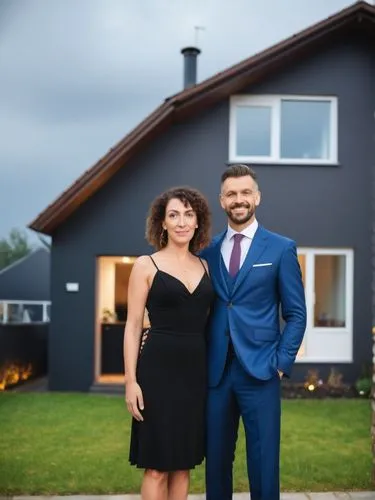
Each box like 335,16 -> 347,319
220,175 -> 261,226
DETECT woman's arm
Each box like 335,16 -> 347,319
123,256 -> 151,421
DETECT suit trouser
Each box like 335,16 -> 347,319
205,354 -> 281,500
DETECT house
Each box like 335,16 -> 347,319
29,1 -> 375,392
0,247 -> 50,323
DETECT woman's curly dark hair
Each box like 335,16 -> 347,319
146,186 -> 211,253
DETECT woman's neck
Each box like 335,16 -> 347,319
161,242 -> 191,261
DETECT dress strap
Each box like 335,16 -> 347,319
149,255 -> 159,270
198,257 -> 208,275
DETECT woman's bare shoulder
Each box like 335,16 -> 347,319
132,255 -> 154,274
198,256 -> 210,275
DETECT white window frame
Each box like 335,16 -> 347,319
296,248 -> 353,363
229,95 -> 338,165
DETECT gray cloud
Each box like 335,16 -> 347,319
0,0 -> 354,240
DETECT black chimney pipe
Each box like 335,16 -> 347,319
181,46 -> 201,90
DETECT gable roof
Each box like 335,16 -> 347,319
29,1 -> 375,235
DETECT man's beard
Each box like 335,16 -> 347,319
226,203 -> 255,225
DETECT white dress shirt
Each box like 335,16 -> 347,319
221,219 -> 259,272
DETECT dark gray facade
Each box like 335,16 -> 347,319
49,34 -> 374,391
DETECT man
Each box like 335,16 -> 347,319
201,164 -> 306,500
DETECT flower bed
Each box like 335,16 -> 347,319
281,368 -> 371,399
281,381 -> 359,399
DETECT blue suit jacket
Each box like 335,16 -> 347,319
200,225 -> 307,387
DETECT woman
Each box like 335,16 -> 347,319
123,186 -> 213,500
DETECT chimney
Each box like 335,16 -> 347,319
181,46 -> 201,90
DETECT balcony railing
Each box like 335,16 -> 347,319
0,300 -> 51,324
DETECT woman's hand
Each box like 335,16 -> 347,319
125,380 -> 144,421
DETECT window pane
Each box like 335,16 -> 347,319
236,105 -> 271,157
280,100 -> 331,160
7,304 -> 23,323
314,255 -> 346,328
7,303 -> 44,323
24,304 -> 43,322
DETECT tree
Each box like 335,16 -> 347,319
0,228 -> 34,270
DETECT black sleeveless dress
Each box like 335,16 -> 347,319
129,256 -> 214,471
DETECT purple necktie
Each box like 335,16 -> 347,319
229,233 -> 245,277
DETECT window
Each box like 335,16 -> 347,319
229,95 -> 338,164
0,301 -> 51,324
296,249 -> 353,363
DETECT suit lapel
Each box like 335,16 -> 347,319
211,231 -> 229,296
232,226 -> 268,296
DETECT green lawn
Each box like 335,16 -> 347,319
0,393 -> 371,494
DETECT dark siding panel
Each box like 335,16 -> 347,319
48,247 -> 96,391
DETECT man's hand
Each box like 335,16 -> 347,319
277,369 -> 283,380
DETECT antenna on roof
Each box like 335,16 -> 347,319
194,26 -> 206,47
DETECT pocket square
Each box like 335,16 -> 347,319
253,263 -> 273,267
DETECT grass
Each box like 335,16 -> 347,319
0,392 -> 372,494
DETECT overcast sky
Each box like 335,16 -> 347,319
0,0 -> 356,242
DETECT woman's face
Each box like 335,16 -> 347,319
162,198 -> 198,247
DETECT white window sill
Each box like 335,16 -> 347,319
295,357 -> 353,363
227,158 -> 339,166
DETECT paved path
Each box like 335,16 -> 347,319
4,493 -> 375,500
